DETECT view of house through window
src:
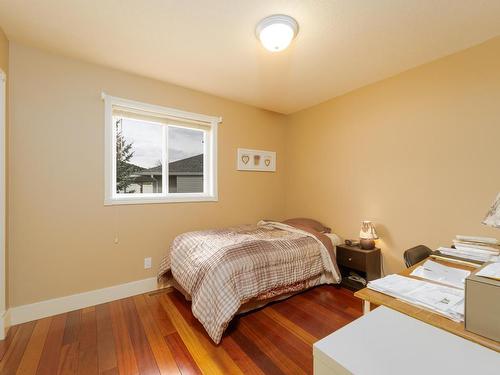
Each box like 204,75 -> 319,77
168,127 -> 204,193
115,117 -> 205,195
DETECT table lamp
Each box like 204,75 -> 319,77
360,221 -> 378,250
482,192 -> 500,228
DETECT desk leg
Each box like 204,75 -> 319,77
362,300 -> 371,315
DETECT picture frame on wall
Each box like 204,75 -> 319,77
237,148 -> 276,172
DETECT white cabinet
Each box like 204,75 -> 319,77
313,306 -> 500,375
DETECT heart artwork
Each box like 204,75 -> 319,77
264,159 -> 271,166
241,155 -> 250,164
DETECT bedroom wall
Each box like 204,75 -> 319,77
0,27 -> 8,311
285,37 -> 500,274
9,43 -> 287,307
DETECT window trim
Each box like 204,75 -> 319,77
102,93 -> 221,205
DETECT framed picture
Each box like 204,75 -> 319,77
237,148 -> 276,172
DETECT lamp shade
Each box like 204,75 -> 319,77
360,221 -> 378,240
483,192 -> 500,229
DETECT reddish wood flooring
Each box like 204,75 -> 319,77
0,286 -> 362,375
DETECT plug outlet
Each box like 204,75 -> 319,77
144,257 -> 152,269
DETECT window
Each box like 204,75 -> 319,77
103,94 -> 220,204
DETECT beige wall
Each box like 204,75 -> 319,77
9,43 -> 287,307
0,27 -> 8,310
285,37 -> 500,274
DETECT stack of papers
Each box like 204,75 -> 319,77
433,235 -> 500,264
410,260 -> 470,289
455,235 -> 499,245
437,247 -> 499,263
368,274 -> 464,322
476,262 -> 500,281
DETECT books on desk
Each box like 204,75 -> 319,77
367,274 -> 464,321
455,235 -> 499,245
453,235 -> 499,252
453,241 -> 500,253
436,247 -> 499,263
432,235 -> 500,265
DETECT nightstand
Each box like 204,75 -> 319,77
336,244 -> 381,291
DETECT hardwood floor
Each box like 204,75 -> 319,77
0,286 -> 362,375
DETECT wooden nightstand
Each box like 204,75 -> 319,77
336,244 -> 381,291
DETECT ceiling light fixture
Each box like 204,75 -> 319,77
256,14 -> 299,52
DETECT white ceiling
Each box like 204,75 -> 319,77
1,1 -> 500,114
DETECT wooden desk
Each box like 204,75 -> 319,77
354,258 -> 500,352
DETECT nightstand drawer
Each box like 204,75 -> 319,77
337,249 -> 366,271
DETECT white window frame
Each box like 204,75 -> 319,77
102,93 -> 221,205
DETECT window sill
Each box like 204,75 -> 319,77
104,194 -> 218,206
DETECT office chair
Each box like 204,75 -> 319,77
403,245 -> 432,268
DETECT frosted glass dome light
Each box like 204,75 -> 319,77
256,15 -> 298,52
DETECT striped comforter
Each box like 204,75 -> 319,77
158,221 -> 341,344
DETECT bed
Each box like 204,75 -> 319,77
157,219 -> 342,344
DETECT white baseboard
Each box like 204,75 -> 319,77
8,277 -> 161,327
0,309 -> 11,340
